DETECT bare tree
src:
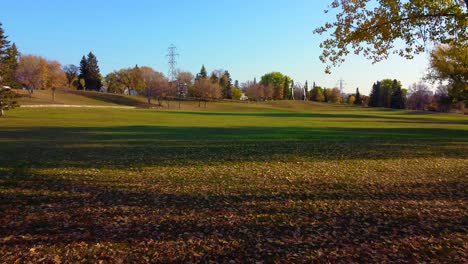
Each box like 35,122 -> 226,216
63,64 -> 79,89
407,82 -> 433,111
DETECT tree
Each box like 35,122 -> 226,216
0,87 -> 19,117
380,79 -> 395,108
0,23 -> 20,89
427,44 -> 467,105
390,79 -> 406,109
79,52 -> 102,91
15,55 -> 66,101
310,86 -> 325,102
354,88 -> 362,105
196,65 -> 208,80
15,55 -> 43,92
105,72 -> 125,94
219,70 -> 232,99
260,72 -> 291,100
192,78 -> 222,107
327,87 -> 342,103
407,82 -> 433,110
314,1 -> 467,73
63,64 -> 79,89
232,87 -> 242,100
78,56 -> 87,90
47,60 -> 67,102
304,81 -> 309,101
369,82 -> 382,107
348,95 -> 356,105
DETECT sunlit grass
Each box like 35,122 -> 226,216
1,102 -> 467,262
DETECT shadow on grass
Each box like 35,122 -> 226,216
164,111 -> 468,125
0,125 -> 467,168
0,169 -> 466,262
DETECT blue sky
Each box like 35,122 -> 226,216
1,0 -> 430,94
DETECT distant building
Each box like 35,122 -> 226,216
240,93 -> 248,101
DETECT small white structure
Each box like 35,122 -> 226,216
240,93 -> 248,101
123,88 -> 138,96
99,86 -> 108,93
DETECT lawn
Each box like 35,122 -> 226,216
1,102 -> 467,263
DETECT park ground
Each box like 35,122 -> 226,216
1,93 -> 467,263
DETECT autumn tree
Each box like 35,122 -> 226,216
427,44 -> 467,106
315,0 -> 467,73
260,72 -> 291,100
347,95 -> 356,105
193,78 -> 222,107
327,87 -> 342,103
310,86 -> 325,102
15,55 -> 66,101
47,60 -> 67,101
63,64 -> 79,89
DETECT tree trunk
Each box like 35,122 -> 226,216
147,96 -> 151,105
52,89 -> 56,102
0,108 -> 4,117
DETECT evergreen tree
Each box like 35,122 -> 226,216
0,87 -> 19,117
209,72 -> 218,83
2,43 -> 19,88
196,65 -> 207,80
253,77 -> 257,85
283,78 -> 290,100
0,23 -> 19,88
354,88 -> 362,105
219,70 -> 232,99
85,52 -> 102,90
78,56 -> 88,90
390,79 -> 405,109
234,80 -> 239,88
304,81 -> 309,100
369,82 -> 382,107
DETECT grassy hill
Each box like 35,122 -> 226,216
1,98 -> 467,262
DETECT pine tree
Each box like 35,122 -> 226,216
196,65 -> 207,80
78,56 -> 88,90
369,82 -> 382,107
0,87 -> 19,117
354,88 -> 362,105
390,79 -> 405,109
85,52 -> 102,90
3,43 -> 20,88
253,77 -> 257,85
0,23 -> 12,85
219,71 -> 232,99
304,81 -> 309,101
234,80 -> 239,88
283,78 -> 290,100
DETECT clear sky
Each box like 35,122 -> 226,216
1,0 -> 431,95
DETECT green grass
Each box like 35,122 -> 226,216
1,102 -> 467,262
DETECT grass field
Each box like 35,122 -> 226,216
1,101 -> 467,262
